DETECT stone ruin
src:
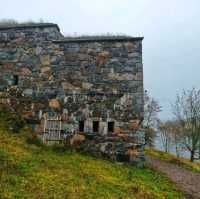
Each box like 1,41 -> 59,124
0,23 -> 145,166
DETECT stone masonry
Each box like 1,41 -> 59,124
0,23 -> 145,166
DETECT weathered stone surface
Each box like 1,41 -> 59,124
96,51 -> 109,67
68,131 -> 145,167
82,82 -> 93,90
40,55 -> 50,66
61,82 -> 76,90
49,99 -> 60,109
21,68 -> 32,75
23,88 -> 33,96
128,119 -> 140,131
41,66 -> 51,74
0,23 -> 145,166
35,46 -> 43,55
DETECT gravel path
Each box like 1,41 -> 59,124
147,155 -> 200,199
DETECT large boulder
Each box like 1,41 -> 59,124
70,134 -> 85,148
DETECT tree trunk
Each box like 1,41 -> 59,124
190,150 -> 195,162
175,145 -> 180,158
165,141 -> 167,152
199,144 -> 200,159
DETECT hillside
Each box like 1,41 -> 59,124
0,127 -> 185,199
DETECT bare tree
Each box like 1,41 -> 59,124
169,120 -> 183,157
158,120 -> 183,156
172,88 -> 200,162
158,121 -> 173,152
143,90 -> 161,147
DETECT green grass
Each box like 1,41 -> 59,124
0,128 -> 185,199
146,147 -> 200,173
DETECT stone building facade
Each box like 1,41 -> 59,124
0,23 -> 145,165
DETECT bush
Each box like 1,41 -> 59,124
0,107 -> 25,133
51,144 -> 69,154
7,113 -> 25,133
0,19 -> 18,26
0,18 -> 48,27
26,133 -> 43,147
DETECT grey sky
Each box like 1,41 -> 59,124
1,0 -> 200,120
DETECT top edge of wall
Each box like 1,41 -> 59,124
0,23 -> 60,31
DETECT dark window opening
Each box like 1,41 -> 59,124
116,154 -> 130,162
93,121 -> 99,133
79,121 -> 84,132
13,75 -> 19,85
108,122 -> 114,133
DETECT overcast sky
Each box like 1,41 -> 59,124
1,0 -> 200,120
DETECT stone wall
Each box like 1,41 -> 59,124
0,23 -> 145,166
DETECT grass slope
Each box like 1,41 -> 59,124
0,128 -> 185,199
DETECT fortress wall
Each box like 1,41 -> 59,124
0,24 -> 145,166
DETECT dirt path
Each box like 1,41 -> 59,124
147,155 -> 200,199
